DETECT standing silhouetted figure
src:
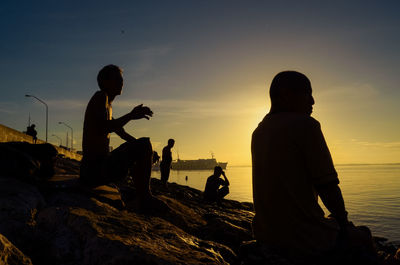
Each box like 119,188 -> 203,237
26,124 -> 38,144
251,71 -> 376,261
80,64 -> 161,209
204,166 -> 229,204
160,139 -> 174,186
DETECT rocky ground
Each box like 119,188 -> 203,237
0,154 -> 399,265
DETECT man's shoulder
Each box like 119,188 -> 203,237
89,90 -> 107,102
257,113 -> 320,129
162,146 -> 169,152
86,91 -> 108,111
252,113 -> 321,142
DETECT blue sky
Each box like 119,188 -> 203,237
1,1 -> 400,165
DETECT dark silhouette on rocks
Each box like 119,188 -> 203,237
26,124 -> 38,144
204,166 -> 230,204
0,141 -> 57,182
80,64 -> 161,209
160,138 -> 174,186
251,71 -> 378,263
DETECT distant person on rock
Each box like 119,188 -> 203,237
251,71 -> 377,261
160,138 -> 174,186
204,166 -> 229,204
80,64 -> 162,209
26,124 -> 38,144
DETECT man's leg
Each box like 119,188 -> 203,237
108,138 -> 172,212
107,138 -> 153,198
217,186 -> 229,201
160,163 -> 167,184
130,138 -> 153,199
333,224 -> 378,264
165,164 -> 171,183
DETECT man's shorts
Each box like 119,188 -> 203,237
80,138 -> 152,187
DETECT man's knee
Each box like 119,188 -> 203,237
218,186 -> 230,198
136,137 -> 153,157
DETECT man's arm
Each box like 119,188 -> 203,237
316,183 -> 348,228
222,171 -> 230,186
302,118 -> 348,227
115,127 -> 136,142
106,104 -> 153,132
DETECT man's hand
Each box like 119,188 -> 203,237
317,183 -> 348,229
222,171 -> 230,186
130,104 -> 153,120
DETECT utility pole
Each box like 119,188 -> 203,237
59,122 -> 74,150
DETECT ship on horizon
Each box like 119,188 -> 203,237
171,153 -> 227,170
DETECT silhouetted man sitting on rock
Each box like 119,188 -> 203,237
26,124 -> 38,144
204,166 -> 229,204
80,64 -> 161,209
251,71 -> 376,262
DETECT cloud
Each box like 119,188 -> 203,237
0,102 -> 19,114
115,98 -> 265,119
106,45 -> 172,79
45,99 -> 86,110
318,83 -> 380,102
350,139 -> 400,149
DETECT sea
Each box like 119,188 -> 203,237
152,164 -> 400,242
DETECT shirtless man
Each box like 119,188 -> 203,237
80,64 -> 155,205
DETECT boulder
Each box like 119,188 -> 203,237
0,147 -> 398,265
0,233 -> 32,265
0,177 -> 45,255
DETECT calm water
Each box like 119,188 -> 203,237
152,164 -> 400,241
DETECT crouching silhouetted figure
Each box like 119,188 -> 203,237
204,166 -> 229,204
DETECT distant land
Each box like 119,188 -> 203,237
228,163 -> 400,168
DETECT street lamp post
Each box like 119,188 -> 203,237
51,134 -> 62,146
59,122 -> 73,150
25,95 -> 48,142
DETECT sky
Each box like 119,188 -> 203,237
1,0 -> 400,165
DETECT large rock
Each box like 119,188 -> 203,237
0,149 -> 398,265
36,200 -> 236,265
0,177 -> 45,255
0,234 -> 32,265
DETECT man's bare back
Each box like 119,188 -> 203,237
80,65 -> 157,207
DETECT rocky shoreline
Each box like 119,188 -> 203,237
0,154 -> 399,264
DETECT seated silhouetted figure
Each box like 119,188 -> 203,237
204,166 -> 229,204
80,64 -> 157,207
26,124 -> 38,144
160,138 -> 174,186
251,71 -> 376,261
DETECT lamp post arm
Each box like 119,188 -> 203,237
26,95 -> 48,142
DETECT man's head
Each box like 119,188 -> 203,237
97,65 -> 123,98
269,71 -> 314,115
214,166 -> 223,177
168,139 -> 175,148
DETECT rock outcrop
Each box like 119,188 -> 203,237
0,147 -> 398,265
0,234 -> 32,265
0,153 -> 255,264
